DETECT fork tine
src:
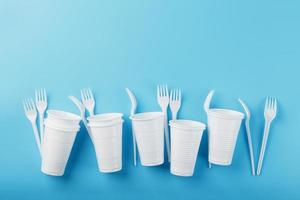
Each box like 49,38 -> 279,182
25,99 -> 30,110
274,98 -> 277,112
80,89 -> 85,101
35,90 -> 38,103
159,85 -> 162,97
158,85 -> 160,97
43,88 -> 46,102
264,97 -> 268,111
88,88 -> 94,100
166,85 -> 169,97
176,89 -> 179,101
170,89 -> 173,101
84,88 -> 89,99
82,89 -> 87,101
23,100 -> 28,112
30,98 -> 35,110
85,88 -> 90,100
39,89 -> 42,101
179,89 -> 181,102
269,97 -> 274,110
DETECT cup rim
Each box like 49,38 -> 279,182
88,119 -> 124,128
169,120 -> 206,130
208,109 -> 244,120
87,113 -> 123,122
47,110 -> 81,121
130,112 -> 164,121
44,119 -> 80,132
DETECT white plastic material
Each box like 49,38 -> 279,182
41,120 -> 80,176
125,88 -> 138,166
257,97 -> 277,176
170,120 -> 206,177
47,110 -> 81,127
130,112 -> 164,166
41,110 -> 81,176
87,113 -> 123,122
238,99 -> 256,176
208,109 -> 244,166
157,85 -> 171,162
88,118 -> 124,173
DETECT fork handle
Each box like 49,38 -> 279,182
31,122 -> 42,157
257,121 -> 271,175
171,112 -> 177,121
39,113 -> 44,142
163,111 -> 171,162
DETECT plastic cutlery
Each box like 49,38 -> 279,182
203,90 -> 214,168
125,88 -> 138,166
69,95 -> 93,142
35,89 -> 47,141
23,98 -> 41,156
157,84 -> 171,162
170,89 -> 181,120
257,97 -> 277,175
81,88 -> 95,116
238,99 -> 255,176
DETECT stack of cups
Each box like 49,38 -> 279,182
169,120 -> 206,177
207,109 -> 244,166
42,110 -> 81,176
88,113 -> 124,173
130,112 -> 164,166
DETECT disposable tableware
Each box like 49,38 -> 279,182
170,89 -> 181,120
42,110 -> 81,176
238,99 -> 255,176
81,88 -> 95,116
88,113 -> 124,173
257,97 -> 277,175
23,98 -> 41,156
157,84 -> 171,162
130,112 -> 165,166
170,120 -> 206,177
203,90 -> 214,168
126,88 -> 138,166
35,89 -> 47,141
205,91 -> 244,166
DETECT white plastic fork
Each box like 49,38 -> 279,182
23,98 -> 41,156
157,84 -> 171,162
35,88 -> 47,141
170,89 -> 181,120
257,97 -> 277,176
81,88 -> 95,116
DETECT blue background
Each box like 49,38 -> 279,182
0,0 -> 299,199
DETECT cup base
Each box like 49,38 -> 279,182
209,158 -> 232,166
170,169 -> 193,177
41,167 -> 64,176
140,160 -> 164,167
99,166 -> 122,173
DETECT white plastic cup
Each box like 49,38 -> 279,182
87,113 -> 123,122
130,112 -> 164,166
207,109 -> 244,166
88,117 -> 124,173
169,120 -> 206,177
46,110 -> 81,127
41,119 -> 80,176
